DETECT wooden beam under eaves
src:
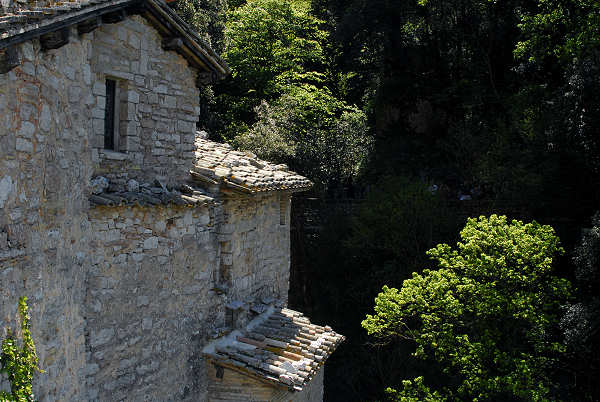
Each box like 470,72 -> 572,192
162,37 -> 183,51
40,28 -> 70,50
77,17 -> 101,35
0,46 -> 20,74
102,9 -> 126,24
197,71 -> 218,86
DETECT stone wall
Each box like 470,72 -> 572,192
86,204 -> 221,401
0,13 -> 300,402
219,194 -> 291,303
1,15 -> 202,400
0,28 -> 92,401
84,192 -> 291,401
89,15 -> 200,188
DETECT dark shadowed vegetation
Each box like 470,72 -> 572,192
175,0 -> 600,399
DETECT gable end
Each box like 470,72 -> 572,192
0,0 -> 229,83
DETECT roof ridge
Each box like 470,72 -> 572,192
192,138 -> 312,194
0,0 -> 230,81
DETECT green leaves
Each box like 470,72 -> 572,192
233,82 -> 371,190
210,0 -> 372,191
0,297 -> 42,402
224,0 -> 326,99
362,215 -> 571,400
515,0 -> 600,64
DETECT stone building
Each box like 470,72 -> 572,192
0,1 -> 343,401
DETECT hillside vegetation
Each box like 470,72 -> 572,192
176,0 -> 600,399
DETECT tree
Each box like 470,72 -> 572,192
174,0 -> 228,53
513,0 -> 600,187
212,0 -> 328,140
515,0 -> 600,65
560,212 -> 600,400
234,84 -> 371,190
223,0 -> 326,98
362,215 -> 571,400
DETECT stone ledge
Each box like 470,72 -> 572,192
100,149 -> 129,161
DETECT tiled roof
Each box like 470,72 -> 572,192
192,138 -> 313,194
0,0 -> 229,79
1,0 -> 132,40
203,307 -> 344,391
89,181 -> 215,207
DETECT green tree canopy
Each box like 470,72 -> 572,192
362,215 -> 571,400
515,0 -> 600,65
224,0 -> 326,99
233,84 -> 371,190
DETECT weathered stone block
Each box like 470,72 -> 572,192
15,138 -> 33,153
143,236 -> 158,249
17,121 -> 35,138
90,328 -> 114,348
127,90 -> 139,104
92,81 -> 106,96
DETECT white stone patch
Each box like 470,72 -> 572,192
40,104 -> 52,131
0,176 -> 13,208
127,179 -> 139,192
15,138 -> 33,153
280,360 -> 298,374
143,236 -> 158,249
90,176 -> 109,194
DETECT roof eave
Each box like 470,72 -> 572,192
0,0 -> 230,83
144,0 -> 230,80
190,170 -> 313,197
204,356 -> 299,392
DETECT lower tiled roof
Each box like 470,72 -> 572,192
192,138 -> 313,194
203,307 -> 344,392
89,181 -> 215,207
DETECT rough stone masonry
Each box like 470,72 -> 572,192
0,1 -> 341,400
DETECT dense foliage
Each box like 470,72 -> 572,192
234,84 -> 371,191
560,213 -> 600,400
363,215 -> 570,400
173,0 -> 600,399
215,0 -> 370,191
0,297 -> 42,402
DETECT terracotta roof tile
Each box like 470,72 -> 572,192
203,307 -> 344,391
192,138 -> 312,194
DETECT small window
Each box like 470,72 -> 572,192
104,78 -> 125,151
279,196 -> 287,225
104,79 -> 117,150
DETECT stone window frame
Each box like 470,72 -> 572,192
104,78 -> 118,150
279,195 -> 287,226
102,75 -> 129,154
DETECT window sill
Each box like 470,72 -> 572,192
100,149 -> 129,161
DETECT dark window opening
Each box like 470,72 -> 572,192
280,196 -> 287,225
104,79 -> 117,150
